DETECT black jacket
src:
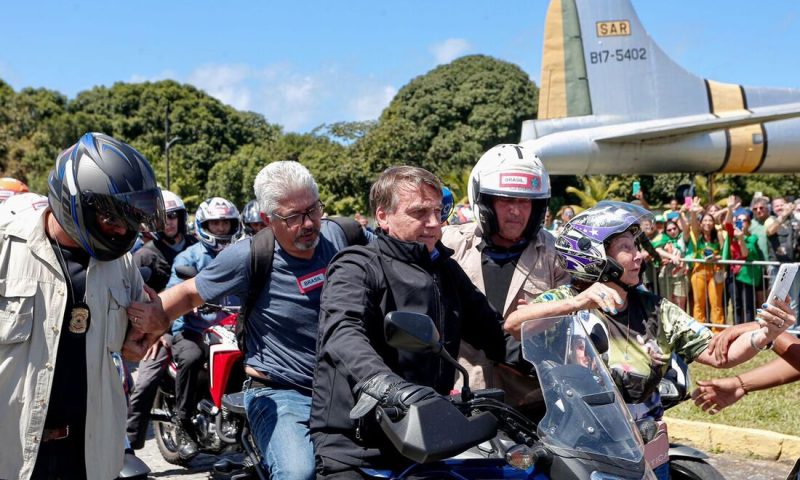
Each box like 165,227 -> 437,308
133,236 -> 197,291
310,232 -> 507,472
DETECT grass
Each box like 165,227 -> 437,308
667,351 -> 800,436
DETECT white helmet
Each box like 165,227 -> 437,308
161,190 -> 186,213
157,190 -> 188,240
195,197 -> 241,252
468,144 -> 551,240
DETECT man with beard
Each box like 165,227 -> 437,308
128,161 -> 371,479
126,190 -> 197,450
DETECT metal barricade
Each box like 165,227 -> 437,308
644,257 -> 799,334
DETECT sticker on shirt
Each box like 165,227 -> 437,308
297,268 -> 326,294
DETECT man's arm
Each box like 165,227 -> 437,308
692,334 -> 800,414
126,277 -> 204,336
318,250 -> 393,384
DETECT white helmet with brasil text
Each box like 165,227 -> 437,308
468,144 -> 551,241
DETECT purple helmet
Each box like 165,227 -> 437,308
554,201 -> 652,283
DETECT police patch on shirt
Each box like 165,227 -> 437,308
297,268 -> 326,294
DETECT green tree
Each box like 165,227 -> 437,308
566,175 -> 624,209
353,55 -> 538,184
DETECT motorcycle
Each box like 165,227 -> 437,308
356,311 -> 658,479
149,304 -> 253,470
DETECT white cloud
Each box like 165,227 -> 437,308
187,64 -> 252,111
349,84 -> 397,121
127,62 -> 395,132
430,38 -> 472,65
259,74 -> 321,131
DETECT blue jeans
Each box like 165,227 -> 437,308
244,385 -> 315,480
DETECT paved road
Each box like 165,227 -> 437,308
133,426 -> 797,479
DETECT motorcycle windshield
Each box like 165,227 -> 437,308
520,316 -> 645,464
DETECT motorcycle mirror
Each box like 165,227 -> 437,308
175,265 -> 199,280
384,311 -> 442,354
589,323 -> 609,355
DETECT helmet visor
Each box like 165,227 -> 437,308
83,188 -> 166,233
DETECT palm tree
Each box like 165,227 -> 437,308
566,175 -> 624,210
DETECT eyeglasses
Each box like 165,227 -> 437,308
272,201 -> 324,228
752,206 -> 767,211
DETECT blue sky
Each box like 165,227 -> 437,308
1,1 -> 798,133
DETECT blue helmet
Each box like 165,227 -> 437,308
441,186 -> 454,223
48,133 -> 165,261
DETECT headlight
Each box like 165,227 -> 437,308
505,445 -> 536,470
505,444 -> 551,470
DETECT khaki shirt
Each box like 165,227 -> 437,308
441,223 -> 570,403
0,208 -> 144,480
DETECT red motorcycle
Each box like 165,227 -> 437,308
150,306 -> 264,478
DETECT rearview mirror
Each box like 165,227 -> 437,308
384,311 -> 441,354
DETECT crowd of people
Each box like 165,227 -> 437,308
534,193 -> 800,332
0,133 -> 797,480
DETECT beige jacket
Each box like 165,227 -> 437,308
441,223 -> 570,405
0,209 -> 144,480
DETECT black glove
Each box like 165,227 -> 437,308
349,373 -> 438,420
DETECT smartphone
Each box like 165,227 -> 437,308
767,263 -> 799,305
632,181 -> 640,196
684,196 -> 693,208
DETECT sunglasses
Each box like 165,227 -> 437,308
166,211 -> 180,220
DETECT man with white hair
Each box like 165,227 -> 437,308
129,161 -> 369,479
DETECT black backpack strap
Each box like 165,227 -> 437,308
236,228 -> 275,353
327,216 -> 368,246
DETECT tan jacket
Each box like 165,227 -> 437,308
441,223 -> 570,405
0,209 -> 144,480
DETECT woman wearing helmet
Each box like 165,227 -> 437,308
504,200 -> 795,479
194,197 -> 241,251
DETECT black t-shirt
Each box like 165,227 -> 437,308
480,241 -> 526,313
44,243 -> 90,431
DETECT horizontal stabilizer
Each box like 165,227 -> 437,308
595,103 -> 800,143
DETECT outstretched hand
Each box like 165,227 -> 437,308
691,377 -> 744,415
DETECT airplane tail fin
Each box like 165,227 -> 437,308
532,0 -> 800,173
537,0 -> 760,122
